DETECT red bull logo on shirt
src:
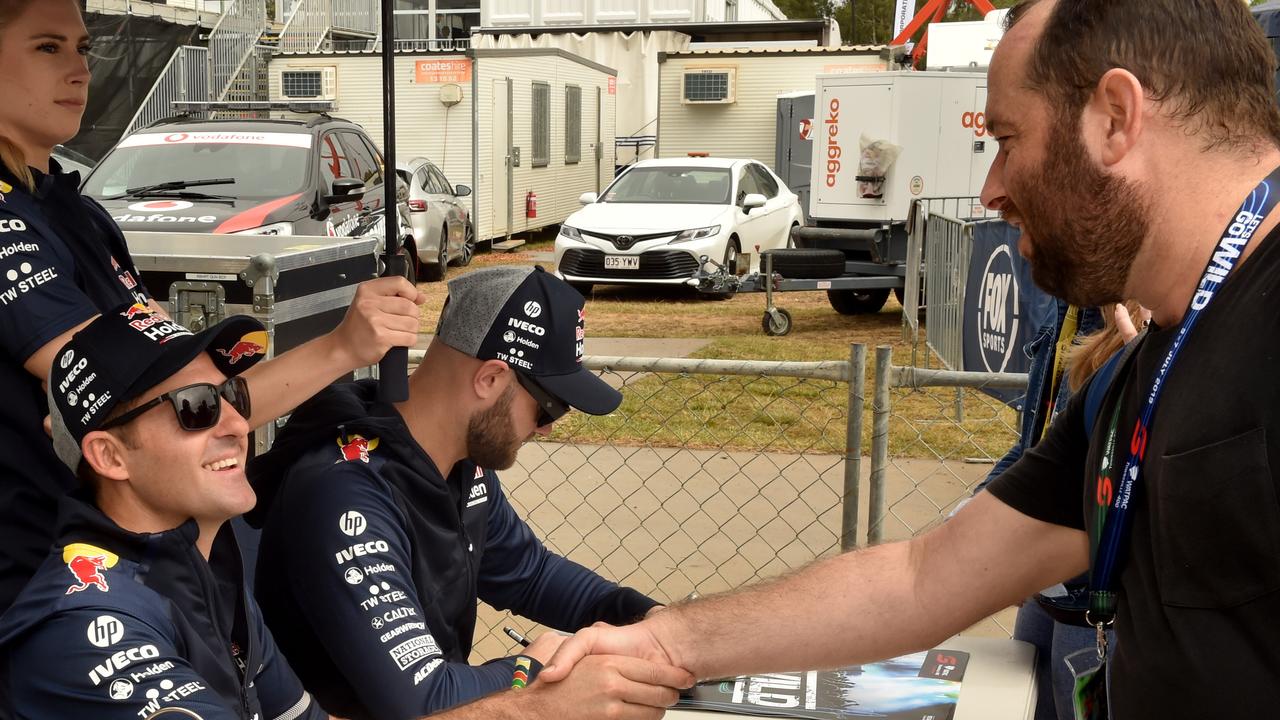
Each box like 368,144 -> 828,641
216,330 -> 269,365
62,542 -> 120,595
337,434 -> 379,463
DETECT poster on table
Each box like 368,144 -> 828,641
677,648 -> 969,720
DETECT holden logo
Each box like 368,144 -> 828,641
503,330 -> 516,343
109,678 -> 134,700
126,200 -> 194,213
523,301 -> 542,318
615,235 -> 635,250
344,567 -> 365,585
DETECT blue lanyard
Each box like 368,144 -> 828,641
1087,166 -> 1280,626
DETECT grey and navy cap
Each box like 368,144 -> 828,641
49,303 -> 267,471
436,265 -> 621,415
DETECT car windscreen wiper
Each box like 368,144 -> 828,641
103,178 -> 235,200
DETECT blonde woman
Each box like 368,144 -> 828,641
0,0 -> 424,617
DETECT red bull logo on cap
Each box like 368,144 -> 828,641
120,303 -> 150,320
62,542 -> 120,595
337,434 -> 379,464
217,330 -> 269,365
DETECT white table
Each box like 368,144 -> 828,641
664,636 -> 1036,720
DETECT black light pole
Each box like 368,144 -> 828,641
377,0 -> 409,402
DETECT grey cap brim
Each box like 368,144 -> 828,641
538,367 -> 622,416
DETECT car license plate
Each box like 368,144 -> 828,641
604,255 -> 640,270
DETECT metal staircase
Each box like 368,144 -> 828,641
122,0 -> 269,138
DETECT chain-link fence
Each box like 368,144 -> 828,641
403,351 -> 870,663
408,334 -> 1028,657
868,344 -> 1028,635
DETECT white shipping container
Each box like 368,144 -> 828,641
809,71 -> 993,224
268,48 -> 617,245
657,47 -> 885,173
483,0 -> 785,27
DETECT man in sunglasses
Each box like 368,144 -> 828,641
246,266 -> 668,720
0,307 -> 330,718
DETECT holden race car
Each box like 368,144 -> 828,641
82,113 -> 421,277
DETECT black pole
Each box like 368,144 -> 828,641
377,0 -> 409,402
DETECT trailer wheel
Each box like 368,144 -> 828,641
828,288 -> 890,315
762,308 -> 792,336
762,248 -> 845,279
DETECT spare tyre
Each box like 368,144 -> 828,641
761,248 -> 845,279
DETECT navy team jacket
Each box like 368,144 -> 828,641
247,380 -> 659,720
0,491 -> 324,720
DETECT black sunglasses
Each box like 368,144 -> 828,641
513,372 -> 570,427
100,376 -> 251,432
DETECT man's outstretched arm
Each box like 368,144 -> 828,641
541,492 -> 1088,681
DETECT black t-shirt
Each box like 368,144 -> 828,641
0,162 -> 150,613
989,226 -> 1280,718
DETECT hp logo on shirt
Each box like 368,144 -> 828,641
87,614 -> 124,648
339,510 -> 367,537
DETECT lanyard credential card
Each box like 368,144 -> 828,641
1072,166 -> 1280,720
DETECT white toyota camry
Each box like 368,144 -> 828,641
554,157 -> 804,294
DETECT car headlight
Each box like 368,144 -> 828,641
671,225 -> 720,243
559,224 -> 582,242
233,221 -> 294,236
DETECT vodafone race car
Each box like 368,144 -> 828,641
83,117 -> 416,269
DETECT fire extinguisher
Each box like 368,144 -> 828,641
525,191 -> 537,219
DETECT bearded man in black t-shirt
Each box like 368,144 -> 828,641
532,2 -> 1280,718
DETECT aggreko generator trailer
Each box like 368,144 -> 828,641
790,70 -> 995,314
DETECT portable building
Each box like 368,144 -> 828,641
268,47 -> 617,243
481,0 -> 786,27
656,46 -> 885,172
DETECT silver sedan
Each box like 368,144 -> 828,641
396,157 -> 474,282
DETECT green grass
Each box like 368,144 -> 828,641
423,243 -> 1020,460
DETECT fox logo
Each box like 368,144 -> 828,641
337,434 -> 379,463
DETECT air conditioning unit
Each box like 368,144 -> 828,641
681,67 -> 736,104
280,67 -> 337,102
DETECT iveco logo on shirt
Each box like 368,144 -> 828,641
88,644 -> 161,685
335,539 -> 390,565
466,483 -> 489,508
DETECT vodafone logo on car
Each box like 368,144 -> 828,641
126,200 -> 195,213
164,132 -> 190,143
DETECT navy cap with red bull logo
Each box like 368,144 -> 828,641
48,303 -> 268,471
435,266 -> 621,415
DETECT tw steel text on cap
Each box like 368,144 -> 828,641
435,266 -> 621,415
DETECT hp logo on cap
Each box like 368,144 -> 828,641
524,301 -> 542,318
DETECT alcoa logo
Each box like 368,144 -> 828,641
126,200 -> 195,213
524,301 -> 542,318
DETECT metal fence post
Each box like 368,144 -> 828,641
868,345 -> 892,545
841,343 -> 866,551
